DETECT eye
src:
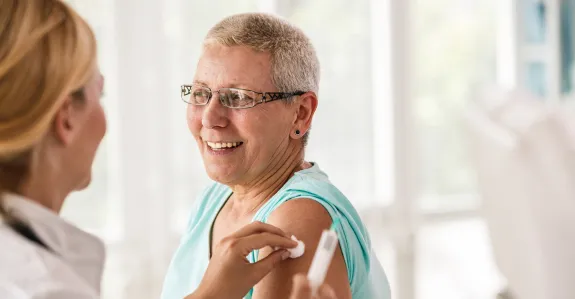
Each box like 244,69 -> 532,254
193,90 -> 207,97
191,88 -> 210,103
229,91 -> 254,107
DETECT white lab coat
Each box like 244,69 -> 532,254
0,193 -> 105,299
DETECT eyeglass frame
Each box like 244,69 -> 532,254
180,84 -> 306,109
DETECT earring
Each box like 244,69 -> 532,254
295,129 -> 301,135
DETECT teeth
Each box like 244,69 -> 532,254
207,142 -> 242,149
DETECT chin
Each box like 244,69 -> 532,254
205,164 -> 238,185
206,170 -> 231,185
75,174 -> 92,191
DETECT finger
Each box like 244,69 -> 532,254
231,221 -> 292,239
239,232 -> 298,254
317,283 -> 337,299
249,249 -> 291,283
289,274 -> 312,299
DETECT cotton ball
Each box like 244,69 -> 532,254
288,235 -> 305,259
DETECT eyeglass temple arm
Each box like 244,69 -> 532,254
261,91 -> 305,102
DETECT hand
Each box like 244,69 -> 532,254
190,221 -> 298,299
289,274 -> 338,299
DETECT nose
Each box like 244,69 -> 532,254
201,92 -> 229,129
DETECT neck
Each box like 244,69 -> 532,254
20,179 -> 66,213
229,145 -> 306,214
19,156 -> 70,214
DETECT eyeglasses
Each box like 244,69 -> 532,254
181,84 -> 305,109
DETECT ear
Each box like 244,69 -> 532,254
52,97 -> 82,146
290,92 -> 318,139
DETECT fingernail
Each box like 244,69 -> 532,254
291,236 -> 299,247
282,250 -> 291,260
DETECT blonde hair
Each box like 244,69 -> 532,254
205,13 -> 320,145
0,0 -> 97,196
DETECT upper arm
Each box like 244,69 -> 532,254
251,199 -> 352,299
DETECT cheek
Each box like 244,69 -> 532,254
186,105 -> 202,136
92,103 -> 107,142
76,103 -> 106,166
237,110 -> 286,141
254,108 -> 291,132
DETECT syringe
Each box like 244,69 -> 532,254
306,217 -> 340,294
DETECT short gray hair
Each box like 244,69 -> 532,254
204,13 -> 320,146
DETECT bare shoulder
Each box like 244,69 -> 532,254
268,198 -> 333,234
251,198 -> 352,299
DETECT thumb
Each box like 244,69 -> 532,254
250,249 -> 290,282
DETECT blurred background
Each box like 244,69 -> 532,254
60,0 -> 575,298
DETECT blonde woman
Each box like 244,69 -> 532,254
0,1 -> 337,299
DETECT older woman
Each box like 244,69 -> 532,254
162,13 -> 391,299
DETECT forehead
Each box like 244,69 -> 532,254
194,44 -> 274,90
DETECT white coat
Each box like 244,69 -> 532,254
0,193 -> 105,299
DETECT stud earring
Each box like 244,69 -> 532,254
295,129 -> 301,135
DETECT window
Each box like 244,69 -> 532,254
413,0 -> 498,203
516,0 -> 575,99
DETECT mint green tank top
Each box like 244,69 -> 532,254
160,163 -> 391,299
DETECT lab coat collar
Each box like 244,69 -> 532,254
2,192 -> 106,290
